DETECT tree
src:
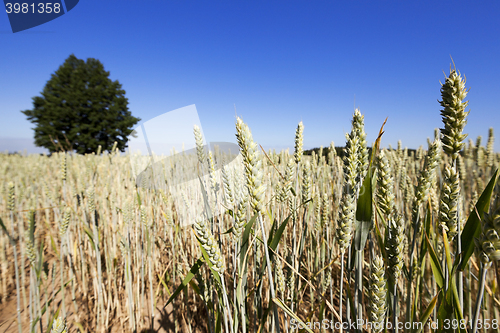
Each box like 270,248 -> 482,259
22,54 -> 140,154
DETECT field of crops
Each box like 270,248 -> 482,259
0,68 -> 499,333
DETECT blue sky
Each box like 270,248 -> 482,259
1,0 -> 499,154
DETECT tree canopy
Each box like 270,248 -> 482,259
22,54 -> 140,154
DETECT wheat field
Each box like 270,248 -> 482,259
0,67 -> 499,333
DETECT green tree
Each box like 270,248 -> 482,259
22,54 -> 140,154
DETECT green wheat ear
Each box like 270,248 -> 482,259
439,165 -> 460,239
294,121 -> 304,164
7,181 -> 15,211
376,149 -> 396,218
352,108 -> 368,181
369,255 -> 387,333
194,218 -> 224,273
194,124 -> 205,165
275,256 -> 286,297
314,194 -> 322,232
336,191 -> 355,253
412,138 -> 441,232
386,215 -> 404,282
59,207 -> 71,237
301,161 -> 311,204
221,163 -> 234,208
475,204 -> 500,268
439,68 -> 469,160
235,117 -> 266,213
486,128 -> 495,168
60,152 -> 67,181
87,187 -> 95,212
343,129 -> 360,191
232,194 -> 248,239
25,230 -> 37,267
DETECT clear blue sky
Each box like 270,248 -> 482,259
1,0 -> 499,154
